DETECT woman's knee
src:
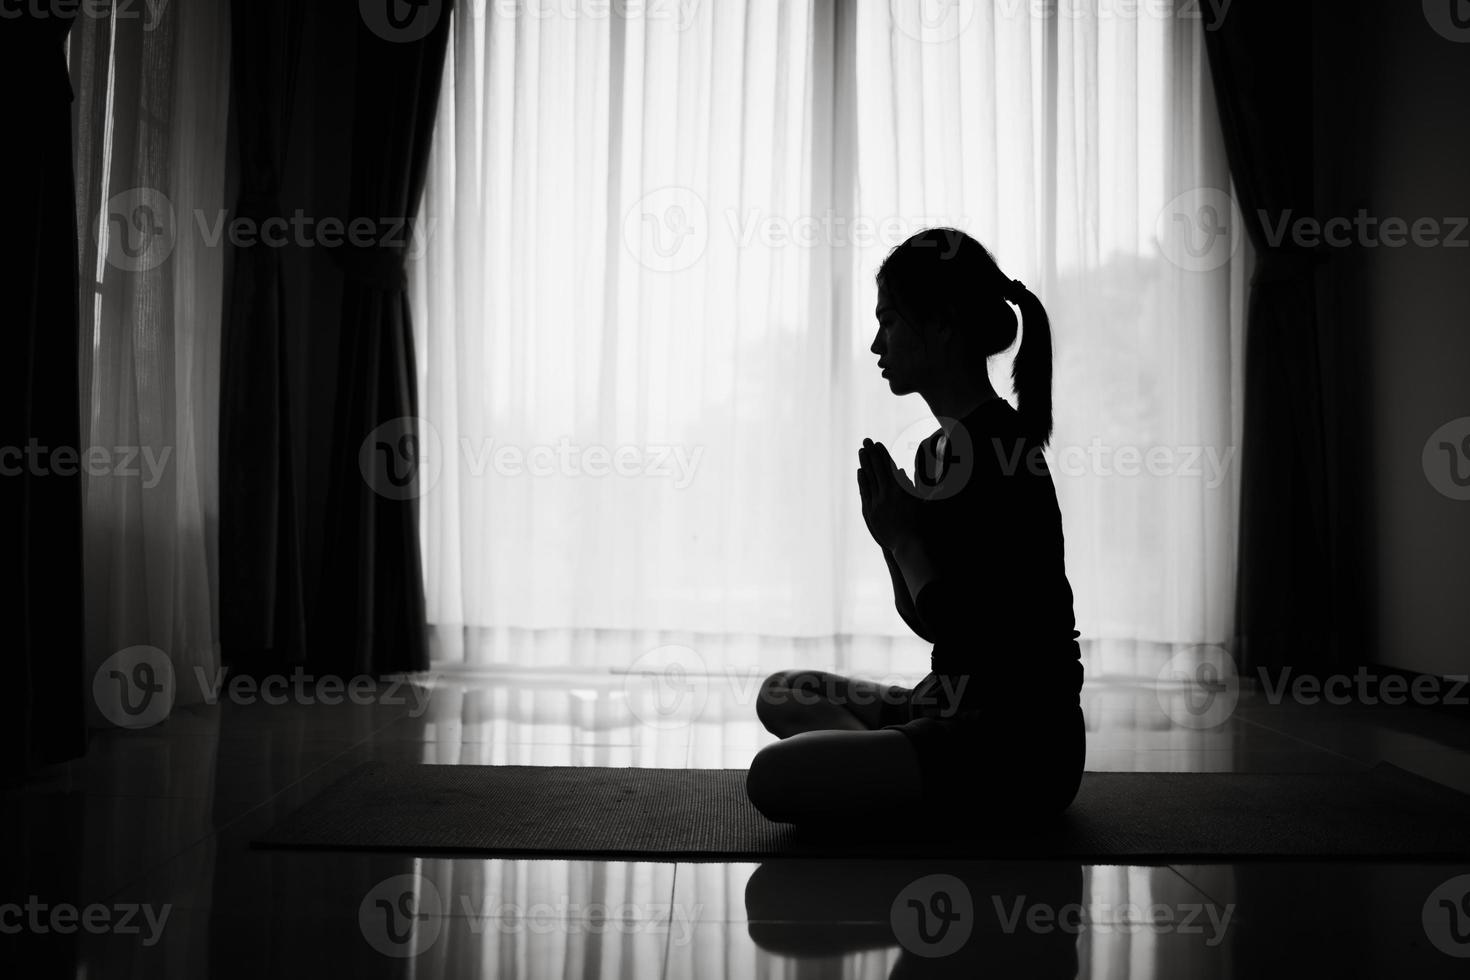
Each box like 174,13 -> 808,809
745,741 -> 794,822
755,669 -> 805,734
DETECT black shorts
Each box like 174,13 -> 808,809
878,672 -> 1085,820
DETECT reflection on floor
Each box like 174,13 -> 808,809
7,665 -> 1470,978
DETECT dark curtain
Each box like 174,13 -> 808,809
1,11 -> 87,780
311,2 -> 455,676
219,0 -> 309,675
1205,3 -> 1337,674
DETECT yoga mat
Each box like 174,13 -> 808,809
253,762 -> 1470,861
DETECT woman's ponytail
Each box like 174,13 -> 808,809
1006,281 -> 1054,449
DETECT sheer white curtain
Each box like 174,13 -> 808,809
71,0 -> 230,716
413,0 -> 1245,678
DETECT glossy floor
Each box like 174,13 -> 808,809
7,667 -> 1470,978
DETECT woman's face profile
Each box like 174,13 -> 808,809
872,282 -> 930,396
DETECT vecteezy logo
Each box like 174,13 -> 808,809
671,0 -> 705,32
102,188 -> 177,273
1425,0 -> 1470,42
360,0 -> 443,43
1155,188 -> 1243,273
890,874 -> 973,958
622,644 -> 708,730
1423,417 -> 1470,501
893,416 -> 975,501
891,0 -> 975,45
622,187 -> 709,273
359,416 -> 444,500
1156,649 -> 1240,730
360,873 -> 444,958
1423,874 -> 1470,957
93,646 -> 175,729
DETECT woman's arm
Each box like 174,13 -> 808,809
863,438 -> 991,647
859,438 -> 943,641
883,545 -> 934,641
889,535 -> 937,600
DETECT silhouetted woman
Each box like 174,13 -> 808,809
746,228 -> 1084,832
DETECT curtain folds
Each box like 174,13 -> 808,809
219,0 -> 309,674
311,2 -> 456,676
1204,2 -> 1336,673
70,0 -> 230,719
2,10 -> 87,776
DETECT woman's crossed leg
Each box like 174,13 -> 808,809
746,669 -> 924,826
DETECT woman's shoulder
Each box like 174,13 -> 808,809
953,398 -> 1032,468
943,404 -> 1063,507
